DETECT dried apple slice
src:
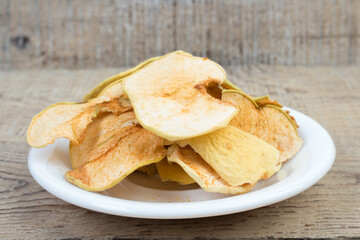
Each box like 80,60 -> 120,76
69,111 -> 137,169
27,80 -> 131,148
122,51 -> 238,141
222,90 -> 303,162
178,125 -> 280,187
167,145 -> 253,194
66,125 -> 166,191
83,56 -> 161,101
27,100 -> 99,148
156,157 -> 196,185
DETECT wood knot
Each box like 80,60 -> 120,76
11,35 -> 30,50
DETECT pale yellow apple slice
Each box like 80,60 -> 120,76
65,125 -> 166,191
222,90 -> 303,163
122,51 -> 238,141
167,145 -> 253,194
177,125 -> 280,187
156,157 -> 196,185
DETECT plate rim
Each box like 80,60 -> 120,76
28,108 -> 336,219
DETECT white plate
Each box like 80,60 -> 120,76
28,108 -> 335,219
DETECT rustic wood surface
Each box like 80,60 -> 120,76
0,66 -> 359,239
1,0 -> 359,70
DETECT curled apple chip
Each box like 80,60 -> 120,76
167,145 -> 253,194
122,51 -> 238,141
83,56 -> 161,101
156,157 -> 196,185
222,90 -> 303,163
178,125 -> 280,187
66,125 -> 166,191
70,111 -> 137,169
27,81 -> 131,148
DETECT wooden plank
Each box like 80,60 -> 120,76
0,0 -> 359,70
0,66 -> 359,239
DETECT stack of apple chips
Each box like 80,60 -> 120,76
27,51 -> 302,194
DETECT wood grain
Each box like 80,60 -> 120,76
0,66 -> 359,239
0,0 -> 359,70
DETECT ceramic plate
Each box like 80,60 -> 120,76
28,108 -> 335,219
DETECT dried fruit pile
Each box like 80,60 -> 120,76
27,51 -> 302,194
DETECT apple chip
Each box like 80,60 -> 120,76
167,145 -> 253,194
66,125 -> 166,191
156,158 -> 196,185
222,90 -> 303,162
178,125 -> 280,187
27,81 -> 131,148
122,51 -> 238,141
83,56 -> 161,101
70,111 -> 137,169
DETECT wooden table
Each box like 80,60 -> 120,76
0,66 -> 359,239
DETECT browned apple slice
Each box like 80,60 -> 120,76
66,125 -> 166,191
69,111 -> 137,169
222,90 -> 303,163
